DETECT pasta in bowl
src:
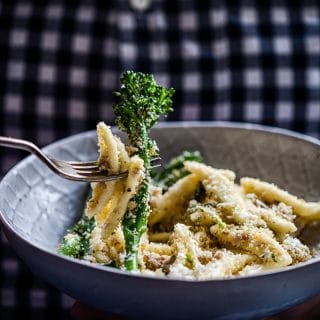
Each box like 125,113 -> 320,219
59,123 -> 320,280
0,123 -> 320,319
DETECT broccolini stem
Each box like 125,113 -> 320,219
123,181 -> 150,270
113,71 -> 174,271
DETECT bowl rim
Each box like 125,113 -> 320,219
0,121 -> 319,283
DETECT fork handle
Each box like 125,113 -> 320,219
0,136 -> 42,154
0,136 -> 56,170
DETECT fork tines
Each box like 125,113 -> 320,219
66,156 -> 161,170
52,156 -> 161,182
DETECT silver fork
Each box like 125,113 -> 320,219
0,136 -> 160,182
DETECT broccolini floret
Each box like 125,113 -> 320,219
59,188 -> 95,259
113,71 -> 174,166
59,214 -> 95,259
152,151 -> 203,192
113,71 -> 174,270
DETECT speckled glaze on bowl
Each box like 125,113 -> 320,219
0,122 -> 320,320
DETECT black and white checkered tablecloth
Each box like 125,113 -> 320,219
0,1 -> 319,319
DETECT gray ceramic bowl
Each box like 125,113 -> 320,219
1,122 -> 320,320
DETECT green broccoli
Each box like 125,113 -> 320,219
152,151 -> 203,192
59,214 -> 95,259
113,71 -> 174,270
59,188 -> 95,259
59,234 -> 82,257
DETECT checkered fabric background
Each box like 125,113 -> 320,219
0,0 -> 319,319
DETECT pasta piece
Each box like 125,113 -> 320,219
281,235 -> 312,264
86,181 -> 116,219
96,180 -> 124,225
87,122 -> 125,219
186,162 -> 266,227
241,177 -> 320,220
200,249 -> 255,279
105,225 -> 126,265
210,224 -> 292,267
167,224 -> 254,279
257,207 -> 297,235
89,225 -> 110,263
188,200 -> 226,228
87,122 -> 144,238
139,233 -> 175,272
114,135 -> 130,172
97,122 -> 120,173
168,223 -> 210,279
102,155 -> 144,238
149,174 -> 201,226
193,228 -> 218,254
184,161 -> 235,182
140,236 -> 174,256
89,224 -> 125,265
244,196 -> 297,234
